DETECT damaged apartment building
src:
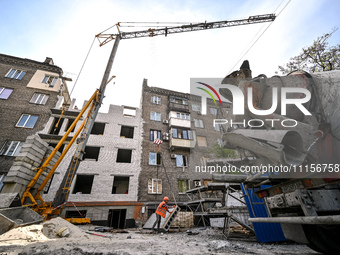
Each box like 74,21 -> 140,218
39,101 -> 143,228
138,79 -> 231,221
0,53 -> 70,191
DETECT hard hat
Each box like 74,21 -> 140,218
164,196 -> 169,201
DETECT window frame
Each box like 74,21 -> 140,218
210,107 -> 218,115
176,155 -> 188,167
151,96 -> 161,105
30,93 -> 49,105
149,152 -> 161,165
194,118 -> 204,128
197,136 -> 208,147
172,128 -> 193,140
5,69 -> 26,80
191,104 -> 201,112
150,129 -> 161,141
148,178 -> 162,194
0,141 -> 24,156
41,75 -> 58,87
178,179 -> 190,193
0,87 -> 13,99
16,114 -> 39,128
150,111 -> 161,121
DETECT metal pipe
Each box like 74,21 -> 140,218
249,215 -> 340,224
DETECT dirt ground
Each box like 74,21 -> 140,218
0,218 -> 319,255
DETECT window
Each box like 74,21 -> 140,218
150,112 -> 161,121
42,75 -> 58,87
16,114 -> 38,128
0,141 -> 24,156
112,176 -> 130,194
151,96 -> 161,105
72,175 -> 94,194
149,152 -> 161,165
200,157 -> 209,167
48,143 -> 65,154
30,93 -> 49,105
65,118 -> 75,132
0,87 -> 13,99
210,108 -> 218,115
194,119 -> 204,128
148,179 -> 162,194
83,146 -> 100,161
5,69 -> 26,80
172,128 -> 193,140
120,126 -> 134,138
116,149 -> 132,163
197,136 -> 207,147
65,210 -> 87,218
49,117 -> 64,135
176,112 -> 190,120
214,123 -> 221,131
123,107 -> 136,117
169,96 -> 188,105
176,155 -> 188,167
178,179 -> 189,193
91,122 -> 106,135
150,130 -> 161,141
0,174 -> 6,192
191,104 -> 201,112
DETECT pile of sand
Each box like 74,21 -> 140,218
0,217 -> 89,245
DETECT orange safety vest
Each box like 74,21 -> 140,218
156,201 -> 167,218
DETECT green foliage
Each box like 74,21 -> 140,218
209,143 -> 238,159
279,28 -> 340,74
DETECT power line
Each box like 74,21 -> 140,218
227,0 -> 291,73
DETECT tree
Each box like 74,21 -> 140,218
279,28 -> 340,74
209,143 -> 238,159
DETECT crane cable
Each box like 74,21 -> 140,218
228,0 -> 291,73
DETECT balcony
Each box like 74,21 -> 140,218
169,118 -> 191,128
170,137 -> 196,149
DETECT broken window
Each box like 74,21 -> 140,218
197,136 -> 207,147
149,152 -> 161,165
30,93 -> 49,105
120,126 -> 134,138
150,112 -> 161,121
112,176 -> 130,194
5,69 -> 26,80
16,114 -> 39,128
83,146 -> 100,161
65,118 -> 75,132
72,175 -> 94,194
65,210 -> 87,218
151,96 -> 161,105
148,179 -> 162,194
0,87 -> 13,99
0,141 -> 24,156
116,149 -> 132,163
49,117 -> 64,135
91,122 -> 105,135
176,155 -> 188,167
42,75 -> 58,87
150,130 -> 161,141
178,179 -> 189,193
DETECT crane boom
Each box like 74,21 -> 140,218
97,14 -> 276,46
47,13 -> 276,214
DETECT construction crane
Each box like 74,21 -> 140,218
20,13 -> 276,220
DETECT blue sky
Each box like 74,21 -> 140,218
1,0 -> 339,111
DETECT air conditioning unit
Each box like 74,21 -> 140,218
170,154 -> 177,159
163,133 -> 169,141
194,180 -> 202,187
197,111 -> 202,115
163,119 -> 169,124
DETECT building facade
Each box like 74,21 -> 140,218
40,102 -> 143,228
0,54 -> 70,191
138,79 -> 230,220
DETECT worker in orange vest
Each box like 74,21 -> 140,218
152,196 -> 175,233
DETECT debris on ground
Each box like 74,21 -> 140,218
0,221 -> 319,255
